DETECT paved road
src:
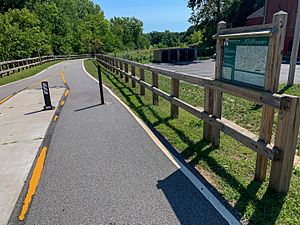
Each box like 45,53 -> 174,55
6,60 -> 239,224
0,62 -> 65,100
150,60 -> 300,84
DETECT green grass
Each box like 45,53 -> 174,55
0,61 -> 61,86
110,49 -> 154,64
84,59 -> 300,225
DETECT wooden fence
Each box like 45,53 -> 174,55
95,52 -> 300,193
0,54 -> 91,78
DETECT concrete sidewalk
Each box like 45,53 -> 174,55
0,88 -> 64,225
8,60 -> 239,225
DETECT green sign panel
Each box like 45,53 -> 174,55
222,37 -> 269,88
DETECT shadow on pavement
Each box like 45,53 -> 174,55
24,109 -> 46,115
75,103 -> 103,112
157,170 -> 228,225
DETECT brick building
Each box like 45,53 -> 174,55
247,0 -> 300,58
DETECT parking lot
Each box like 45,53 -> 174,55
150,60 -> 300,84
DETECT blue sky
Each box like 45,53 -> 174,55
93,0 -> 192,33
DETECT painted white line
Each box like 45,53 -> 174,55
0,61 -> 64,88
82,60 -> 241,225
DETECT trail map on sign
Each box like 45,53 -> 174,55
222,37 -> 269,88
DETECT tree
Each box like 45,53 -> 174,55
187,0 -> 265,48
110,17 -> 149,51
0,8 -> 51,61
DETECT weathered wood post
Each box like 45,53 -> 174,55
112,59 -> 115,73
269,97 -> 300,192
203,88 -> 214,141
124,63 -> 129,83
140,68 -> 145,96
115,60 -> 119,76
120,61 -> 124,79
152,72 -> 159,105
212,21 -> 226,147
255,11 -> 288,181
171,78 -> 180,118
131,65 -> 136,88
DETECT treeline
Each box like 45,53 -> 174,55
0,0 -> 266,61
188,0 -> 265,48
0,0 -> 149,61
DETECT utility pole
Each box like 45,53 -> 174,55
288,0 -> 300,86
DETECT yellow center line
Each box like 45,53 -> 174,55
64,89 -> 70,97
28,72 -> 60,88
19,147 -> 48,221
60,69 -> 67,85
0,95 -> 13,105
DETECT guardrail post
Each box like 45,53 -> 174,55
124,63 -> 129,83
131,65 -> 136,88
140,68 -> 145,96
171,78 -> 179,118
269,97 -> 300,192
152,72 -> 159,105
255,11 -> 288,181
203,88 -> 214,141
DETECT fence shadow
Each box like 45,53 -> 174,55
157,170 -> 229,225
100,64 -> 287,225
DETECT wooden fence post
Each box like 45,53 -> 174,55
140,68 -> 145,96
269,97 -> 300,192
171,78 -> 180,118
120,62 -> 124,79
115,60 -> 119,76
124,63 -> 129,83
131,65 -> 136,88
203,88 -> 214,141
211,21 -> 226,147
112,59 -> 115,73
152,72 -> 159,105
255,11 -> 288,181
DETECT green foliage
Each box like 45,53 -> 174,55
188,0 -> 265,48
0,8 -> 52,61
110,17 -> 150,51
0,0 -> 150,61
146,30 -> 190,48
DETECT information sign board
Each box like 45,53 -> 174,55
222,37 -> 269,88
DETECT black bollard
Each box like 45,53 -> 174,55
41,81 -> 53,110
97,65 -> 105,105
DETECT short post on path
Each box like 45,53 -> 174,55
41,81 -> 54,110
97,65 -> 105,105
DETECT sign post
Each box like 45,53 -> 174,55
41,81 -> 53,110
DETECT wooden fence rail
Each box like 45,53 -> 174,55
0,54 -> 91,78
95,53 -> 300,193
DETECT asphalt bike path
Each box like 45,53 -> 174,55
9,60 -> 240,224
